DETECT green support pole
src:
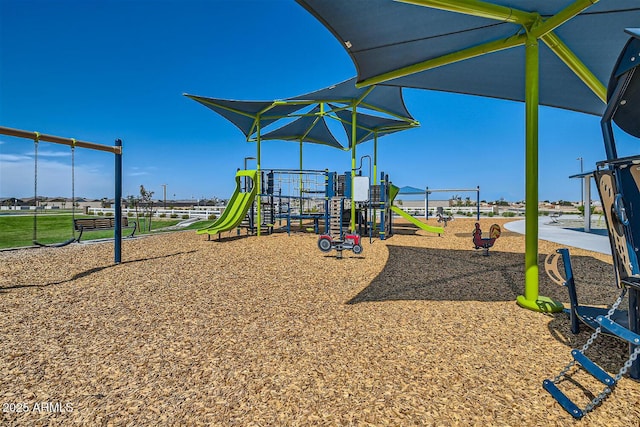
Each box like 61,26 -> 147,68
373,132 -> 378,187
516,34 -> 563,313
256,118 -> 262,237
299,139 -> 303,229
373,132 -> 378,231
350,103 -> 357,232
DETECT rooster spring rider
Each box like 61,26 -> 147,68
472,222 -> 501,255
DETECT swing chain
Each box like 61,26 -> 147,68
581,287 -> 627,353
71,139 -> 76,239
551,288 -> 630,414
584,345 -> 640,413
552,288 -> 627,386
33,133 -> 40,242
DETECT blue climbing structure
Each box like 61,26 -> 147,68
544,28 -> 640,419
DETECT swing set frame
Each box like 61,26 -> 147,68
0,125 -> 124,264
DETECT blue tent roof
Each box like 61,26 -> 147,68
398,186 -> 425,195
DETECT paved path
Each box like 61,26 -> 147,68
504,216 -> 611,255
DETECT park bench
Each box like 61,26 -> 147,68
73,217 -> 137,242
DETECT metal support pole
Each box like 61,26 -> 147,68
114,139 -> 122,264
425,187 -> 429,220
516,34 -> 563,313
577,157 -> 584,224
256,119 -> 262,236
350,103 -> 357,232
373,132 -> 378,231
476,185 -> 480,220
584,175 -> 591,232
300,140 -> 303,229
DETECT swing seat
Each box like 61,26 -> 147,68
33,236 -> 77,248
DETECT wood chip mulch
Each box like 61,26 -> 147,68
1,218 -> 638,426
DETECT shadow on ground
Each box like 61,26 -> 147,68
0,250 -> 197,292
348,245 -> 618,305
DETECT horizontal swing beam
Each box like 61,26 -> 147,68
0,126 -> 122,155
426,188 -> 479,193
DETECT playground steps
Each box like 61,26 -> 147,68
544,315 -> 640,419
543,350 -> 616,419
543,247 -> 640,418
328,197 -> 344,237
597,316 -> 640,345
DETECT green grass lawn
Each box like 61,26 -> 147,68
0,214 -> 186,249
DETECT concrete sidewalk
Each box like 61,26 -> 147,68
504,216 -> 611,255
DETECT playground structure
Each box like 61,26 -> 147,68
543,29 -> 640,419
196,167 -> 444,241
472,222 -> 501,256
185,77 -> 421,240
0,126 -> 124,264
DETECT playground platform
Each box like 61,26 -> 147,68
504,215 -> 611,255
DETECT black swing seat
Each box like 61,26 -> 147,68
33,237 -> 77,248
73,217 -> 137,242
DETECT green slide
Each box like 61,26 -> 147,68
389,184 -> 443,235
196,169 -> 258,236
390,206 -> 444,235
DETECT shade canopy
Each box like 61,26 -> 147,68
185,77 -> 418,148
333,107 -> 417,145
288,77 -> 414,119
398,186 -> 426,195
184,96 -> 306,138
259,105 -> 344,149
296,0 -> 639,115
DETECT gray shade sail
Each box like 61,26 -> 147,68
183,95 -> 307,137
332,107 -> 417,144
289,77 -> 415,120
259,106 -> 344,149
186,77 -> 418,147
296,1 -> 640,115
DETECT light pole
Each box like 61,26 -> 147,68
577,157 -> 584,209
161,184 -> 167,209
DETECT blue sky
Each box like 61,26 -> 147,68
1,0 -> 637,203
